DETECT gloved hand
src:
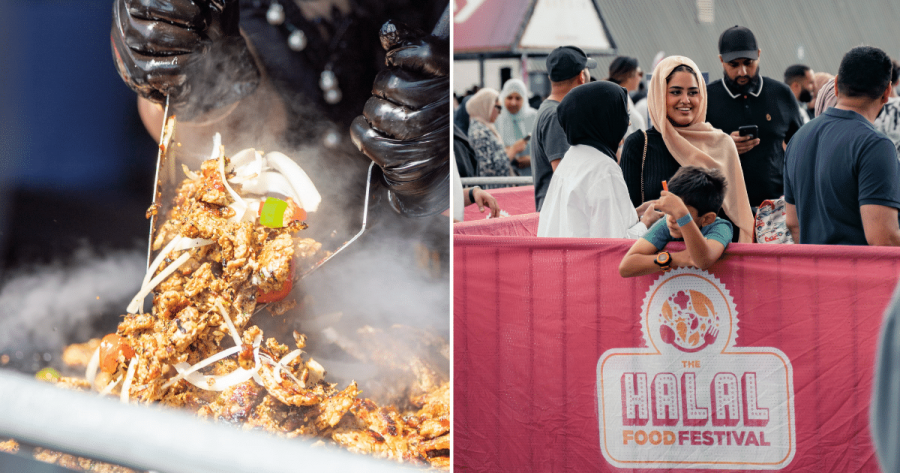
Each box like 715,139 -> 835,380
350,20 -> 449,217
110,0 -> 259,118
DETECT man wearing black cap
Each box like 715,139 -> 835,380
706,26 -> 804,209
531,45 -> 595,211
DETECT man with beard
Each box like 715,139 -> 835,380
706,26 -> 804,209
784,64 -> 815,125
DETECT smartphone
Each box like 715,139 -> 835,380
524,133 -> 532,142
738,125 -> 758,139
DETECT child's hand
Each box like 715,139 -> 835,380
638,202 -> 665,228
671,250 -> 696,268
635,199 -> 657,215
656,191 -> 690,219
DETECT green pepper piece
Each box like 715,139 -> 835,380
260,197 -> 288,228
36,367 -> 60,382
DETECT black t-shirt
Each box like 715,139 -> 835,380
454,124 -> 478,178
620,127 -> 681,207
706,76 -> 804,207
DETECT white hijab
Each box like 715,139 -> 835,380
495,79 -> 538,146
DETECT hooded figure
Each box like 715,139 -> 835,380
495,79 -> 538,176
537,81 -> 659,238
646,56 -> 755,242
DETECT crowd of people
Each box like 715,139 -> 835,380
453,25 -> 900,261
451,24 -> 900,473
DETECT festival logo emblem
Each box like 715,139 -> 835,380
596,268 -> 796,469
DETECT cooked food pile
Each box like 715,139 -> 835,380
24,134 -> 449,469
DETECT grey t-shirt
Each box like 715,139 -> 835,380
531,99 -> 570,211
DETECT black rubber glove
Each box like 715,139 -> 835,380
111,0 -> 259,119
350,20 -> 449,217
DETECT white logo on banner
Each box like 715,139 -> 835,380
596,268 -> 796,469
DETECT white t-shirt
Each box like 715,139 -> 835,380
537,144 -> 647,238
451,156 -> 464,222
626,95 -> 646,136
798,102 -> 811,126
634,97 -> 649,130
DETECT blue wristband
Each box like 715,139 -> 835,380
676,213 -> 693,227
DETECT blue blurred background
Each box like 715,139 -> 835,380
0,0 -> 157,269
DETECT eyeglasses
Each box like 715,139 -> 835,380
494,104 -> 502,112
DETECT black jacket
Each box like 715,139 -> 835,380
706,76 -> 804,207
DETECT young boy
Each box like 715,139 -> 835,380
619,166 -> 733,277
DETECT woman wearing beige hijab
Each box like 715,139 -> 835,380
811,72 -> 835,117
620,56 -> 754,242
466,88 -> 513,187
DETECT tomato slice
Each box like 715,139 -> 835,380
99,333 -> 135,374
257,260 -> 294,303
285,197 -> 307,222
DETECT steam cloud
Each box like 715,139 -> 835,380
0,48 -> 449,389
0,244 -> 145,366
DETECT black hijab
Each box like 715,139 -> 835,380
556,81 -> 629,160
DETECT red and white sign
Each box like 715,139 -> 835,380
454,236 -> 900,472
598,269 -> 795,469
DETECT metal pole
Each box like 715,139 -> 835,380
0,371 -> 416,473
462,176 -> 534,187
478,54 -> 485,88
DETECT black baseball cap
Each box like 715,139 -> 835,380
718,26 -> 759,62
546,46 -> 597,82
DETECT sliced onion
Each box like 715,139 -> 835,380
265,152 -> 321,212
239,198 -> 263,223
261,353 -> 305,388
85,348 -> 100,390
237,171 -> 301,203
208,133 -> 222,162
172,362 -> 255,392
273,349 -> 303,384
99,375 -> 122,396
215,135 -> 248,223
214,300 -> 242,347
143,237 -> 213,289
163,333 -> 263,392
181,164 -> 199,180
142,236 -> 182,299
127,251 -> 192,313
306,358 -> 325,385
229,147 -> 257,169
227,172 -> 259,185
179,238 -> 214,250
229,148 -> 263,180
120,358 -> 137,404
161,345 -> 242,390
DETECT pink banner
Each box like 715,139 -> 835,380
454,212 -> 539,237
463,185 -> 536,222
454,236 -> 900,471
